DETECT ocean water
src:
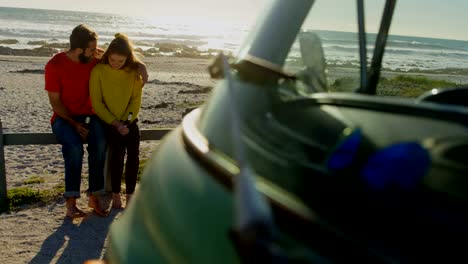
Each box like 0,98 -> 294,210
0,7 -> 248,51
313,30 -> 468,71
1,6 -> 468,72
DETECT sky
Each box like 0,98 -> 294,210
1,0 -> 467,41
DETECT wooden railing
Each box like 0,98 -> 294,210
0,119 -> 172,212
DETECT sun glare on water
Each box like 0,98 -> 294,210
140,15 -> 249,51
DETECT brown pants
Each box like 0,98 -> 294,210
106,121 -> 140,194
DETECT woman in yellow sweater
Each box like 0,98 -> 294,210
90,33 -> 144,208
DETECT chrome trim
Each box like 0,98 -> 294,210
242,54 -> 293,77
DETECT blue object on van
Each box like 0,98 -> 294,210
361,142 -> 431,191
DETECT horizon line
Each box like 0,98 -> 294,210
1,5 -> 468,42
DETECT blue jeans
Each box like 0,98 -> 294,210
52,115 -> 107,198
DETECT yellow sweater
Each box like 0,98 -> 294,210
90,64 -> 143,125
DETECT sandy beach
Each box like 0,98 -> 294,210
1,53 -> 468,263
0,55 -> 215,264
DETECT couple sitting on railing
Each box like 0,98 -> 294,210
44,24 -> 148,218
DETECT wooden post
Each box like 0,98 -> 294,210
0,119 -> 8,212
0,127 -> 171,213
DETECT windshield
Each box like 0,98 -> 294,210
283,0 -> 468,98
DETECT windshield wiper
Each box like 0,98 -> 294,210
357,0 -> 368,91
357,0 -> 397,95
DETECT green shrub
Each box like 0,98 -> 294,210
7,184 -> 64,210
329,75 -> 464,98
23,176 -> 45,185
377,75 -> 460,98
7,187 -> 48,208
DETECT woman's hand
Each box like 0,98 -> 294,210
137,63 -> 149,86
117,124 -> 129,136
112,120 -> 129,136
94,47 -> 105,60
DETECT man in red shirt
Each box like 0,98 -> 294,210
45,24 -> 111,217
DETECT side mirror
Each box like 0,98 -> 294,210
297,31 -> 328,93
417,87 -> 468,107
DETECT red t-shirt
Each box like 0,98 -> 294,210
44,52 -> 99,123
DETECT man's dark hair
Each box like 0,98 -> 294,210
69,24 -> 98,51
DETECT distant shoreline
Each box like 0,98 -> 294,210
327,66 -> 468,89
1,45 -> 468,81
2,35 -> 468,76
0,40 -> 222,59
1,53 -> 468,95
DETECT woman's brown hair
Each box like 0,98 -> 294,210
101,33 -> 142,70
